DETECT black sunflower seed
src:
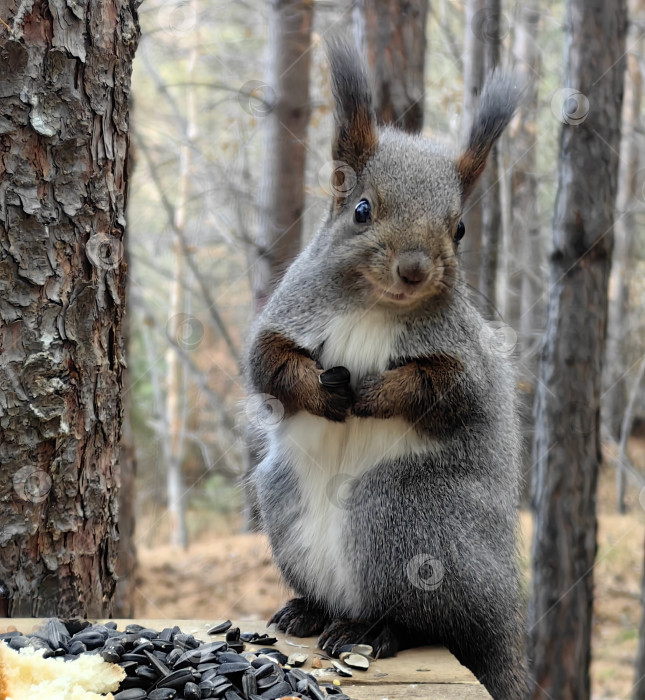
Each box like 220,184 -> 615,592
156,668 -> 195,689
114,686 -> 147,698
147,689 -> 177,700
145,649 -> 171,677
184,680 -> 201,699
4,618 -> 336,700
208,620 -> 233,635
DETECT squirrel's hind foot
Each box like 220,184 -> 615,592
318,619 -> 400,659
268,597 -> 329,637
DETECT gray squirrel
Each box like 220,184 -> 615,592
245,39 -> 527,700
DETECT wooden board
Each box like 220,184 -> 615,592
3,618 -> 491,699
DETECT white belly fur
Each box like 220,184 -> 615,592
263,310 -> 434,614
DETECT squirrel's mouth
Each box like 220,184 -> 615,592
378,287 -> 408,302
365,277 -> 414,305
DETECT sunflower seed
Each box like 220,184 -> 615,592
339,652 -> 369,670
331,660 -> 353,677
286,653 -> 308,667
147,690 -> 177,700
208,620 -> 233,635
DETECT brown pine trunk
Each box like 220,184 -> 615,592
113,253 -> 138,617
0,0 -> 139,616
528,0 -> 627,697
252,0 -> 314,312
358,0 -> 429,134
245,0 -> 314,530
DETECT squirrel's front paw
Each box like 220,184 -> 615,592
353,374 -> 390,418
318,366 -> 352,422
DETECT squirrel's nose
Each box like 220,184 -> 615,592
396,251 -> 431,286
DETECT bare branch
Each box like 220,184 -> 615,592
134,130 -> 241,368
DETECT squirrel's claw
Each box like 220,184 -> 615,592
318,366 -> 353,422
318,618 -> 400,659
319,365 -> 351,388
268,597 -> 329,637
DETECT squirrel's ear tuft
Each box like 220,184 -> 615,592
326,37 -> 377,177
456,71 -> 523,201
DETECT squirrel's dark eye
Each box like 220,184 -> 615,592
354,199 -> 371,224
455,220 -> 466,242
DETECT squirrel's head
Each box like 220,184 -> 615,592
322,39 -> 521,312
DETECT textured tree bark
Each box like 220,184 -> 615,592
528,0 -> 627,697
0,0 -> 139,617
113,259 -> 137,617
252,0 -> 313,313
357,0 -> 429,134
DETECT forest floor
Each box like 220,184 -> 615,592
134,442 -> 645,700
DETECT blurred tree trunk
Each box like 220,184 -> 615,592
509,0 -> 542,503
459,0 -> 484,301
253,0 -> 313,312
477,0 -> 503,310
0,0 -> 139,616
245,0 -> 314,531
634,529 -> 645,699
528,0 -> 627,697
511,0 -> 542,361
604,0 -> 643,513
164,0 -> 200,550
356,0 -> 429,133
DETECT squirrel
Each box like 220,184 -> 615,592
245,39 -> 527,700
